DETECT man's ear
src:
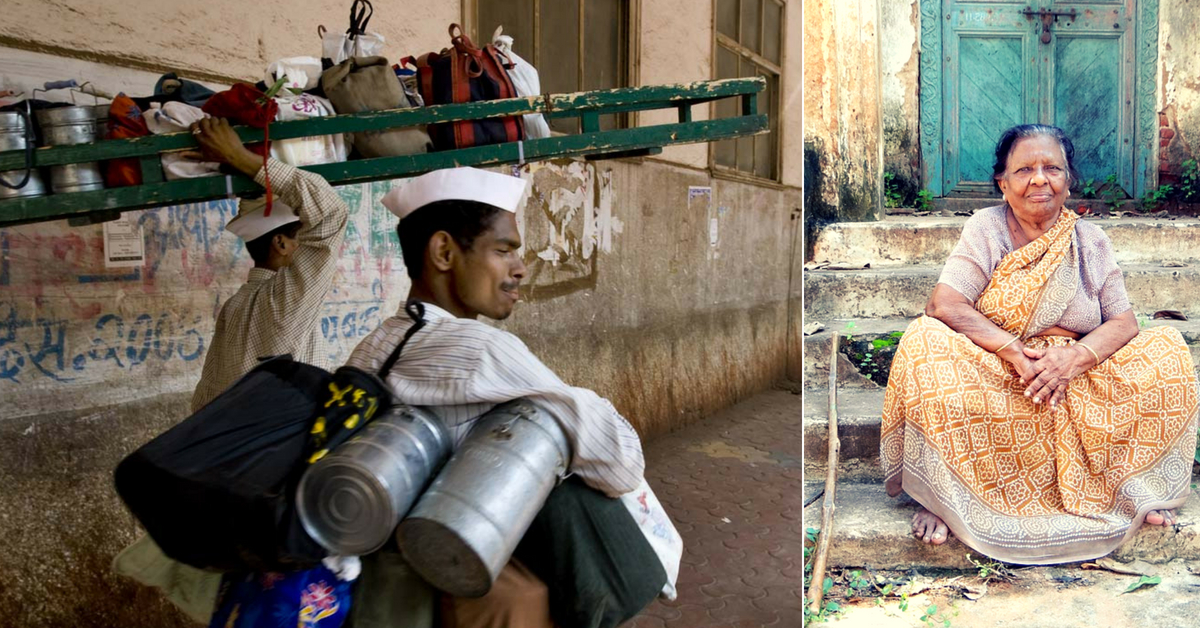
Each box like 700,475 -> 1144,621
426,231 -> 457,272
272,234 -> 290,257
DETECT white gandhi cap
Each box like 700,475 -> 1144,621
225,197 -> 301,241
381,167 -> 528,220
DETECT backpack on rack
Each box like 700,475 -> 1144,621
408,23 -> 524,151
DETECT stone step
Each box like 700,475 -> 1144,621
803,318 -> 1200,390
804,264 -> 1200,320
801,481 -> 1200,570
813,215 -> 1200,267
803,388 -> 886,480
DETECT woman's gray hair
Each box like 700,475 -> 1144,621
991,124 -> 1079,194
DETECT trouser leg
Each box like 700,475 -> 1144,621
513,477 -> 667,628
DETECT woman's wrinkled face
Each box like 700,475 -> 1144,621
997,135 -> 1070,222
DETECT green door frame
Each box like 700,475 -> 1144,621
919,0 -> 1160,198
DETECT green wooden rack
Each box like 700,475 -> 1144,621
0,77 -> 766,228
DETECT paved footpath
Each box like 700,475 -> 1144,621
628,388 -> 804,628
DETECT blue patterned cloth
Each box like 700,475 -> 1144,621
208,565 -> 352,628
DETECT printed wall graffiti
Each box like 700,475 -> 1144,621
0,164 -> 619,419
0,301 -> 204,385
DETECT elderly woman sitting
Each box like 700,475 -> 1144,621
882,124 -> 1199,564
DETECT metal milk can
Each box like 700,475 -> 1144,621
0,110 -> 47,199
35,106 -> 104,193
397,400 -> 571,598
296,405 -> 452,556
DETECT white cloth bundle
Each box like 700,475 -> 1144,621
620,478 -> 683,600
492,27 -> 551,140
143,102 -> 222,180
271,93 -> 348,167
266,56 -> 324,91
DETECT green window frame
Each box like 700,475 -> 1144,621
473,0 -> 633,134
713,0 -> 783,181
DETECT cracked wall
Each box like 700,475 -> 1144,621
1156,0 -> 1200,187
803,0 -> 884,225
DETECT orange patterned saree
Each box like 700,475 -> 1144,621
881,210 -> 1199,563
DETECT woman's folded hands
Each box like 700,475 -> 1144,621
1016,345 -> 1093,409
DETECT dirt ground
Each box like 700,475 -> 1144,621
808,560 -> 1200,627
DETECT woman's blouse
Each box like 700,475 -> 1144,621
937,205 -> 1132,335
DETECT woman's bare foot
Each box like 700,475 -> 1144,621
885,475 -> 903,498
1145,509 -> 1177,526
912,508 -> 950,545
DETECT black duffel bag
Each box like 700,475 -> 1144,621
114,302 -> 428,572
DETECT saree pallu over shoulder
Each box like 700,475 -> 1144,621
881,209 -> 1199,564
974,208 -> 1080,338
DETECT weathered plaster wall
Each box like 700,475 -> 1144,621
880,0 -> 921,191
1156,0 -> 1200,187
803,0 -> 884,262
639,0 -> 713,169
783,0 -> 805,190
0,2 -> 801,624
0,0 -> 459,84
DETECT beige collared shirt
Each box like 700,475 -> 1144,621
345,302 -> 646,497
191,159 -> 348,412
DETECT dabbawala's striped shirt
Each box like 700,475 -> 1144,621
345,302 -> 646,497
191,159 -> 348,412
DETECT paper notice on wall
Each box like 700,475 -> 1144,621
103,215 -> 145,268
688,186 -> 712,212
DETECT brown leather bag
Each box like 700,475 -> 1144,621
320,56 -> 432,158
410,24 -> 524,151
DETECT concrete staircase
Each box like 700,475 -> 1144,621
803,213 -> 1200,570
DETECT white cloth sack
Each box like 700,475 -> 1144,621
322,29 -> 386,65
492,27 -> 551,140
271,93 -> 348,167
621,478 -> 683,600
266,56 -> 323,91
143,102 -> 223,180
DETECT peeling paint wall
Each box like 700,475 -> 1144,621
0,2 -> 801,624
803,0 -> 884,226
1156,0 -> 1200,187
880,0 -> 921,191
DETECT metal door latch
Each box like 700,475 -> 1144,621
1021,6 -> 1078,44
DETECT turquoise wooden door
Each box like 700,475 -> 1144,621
929,0 -> 1148,197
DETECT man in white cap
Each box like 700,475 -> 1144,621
343,168 -> 669,628
113,117 -> 349,622
189,117 -> 349,412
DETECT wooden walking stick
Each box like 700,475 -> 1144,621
806,334 -> 840,614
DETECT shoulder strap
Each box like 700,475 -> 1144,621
377,299 -> 427,379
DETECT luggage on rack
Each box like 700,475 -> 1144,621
410,23 -> 524,151
321,56 -> 431,158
